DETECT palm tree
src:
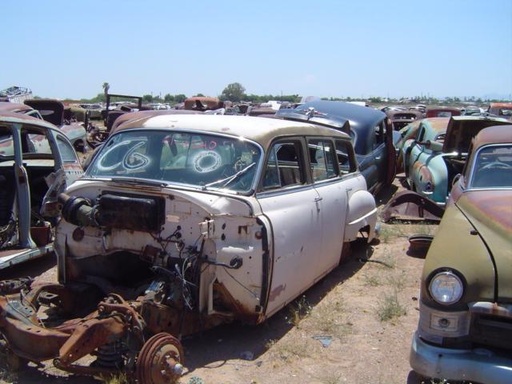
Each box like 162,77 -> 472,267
102,82 -> 110,96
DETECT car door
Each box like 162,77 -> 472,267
307,137 -> 347,277
39,130 -> 84,217
356,121 -> 384,194
404,122 -> 426,180
356,133 -> 378,192
257,138 -> 324,317
383,118 -> 398,185
371,119 -> 396,187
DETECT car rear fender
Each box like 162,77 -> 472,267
345,189 -> 378,242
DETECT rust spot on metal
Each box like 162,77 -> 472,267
268,284 -> 286,302
72,227 -> 84,242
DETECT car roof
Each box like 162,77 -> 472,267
111,109 -> 201,131
488,102 -> 512,108
472,124 -> 512,149
0,101 -> 34,114
288,100 -> 386,132
0,111 -> 63,131
275,100 -> 386,154
113,113 -> 352,148
387,110 -> 423,119
425,107 -> 461,118
421,117 -> 450,132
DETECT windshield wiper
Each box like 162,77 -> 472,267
203,162 -> 256,189
110,177 -> 167,187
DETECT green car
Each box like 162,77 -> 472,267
410,124 -> 512,383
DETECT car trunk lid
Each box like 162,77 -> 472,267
442,116 -> 511,154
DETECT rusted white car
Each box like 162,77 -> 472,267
0,113 -> 378,381
0,112 -> 83,269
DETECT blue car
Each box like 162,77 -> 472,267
277,100 -> 400,195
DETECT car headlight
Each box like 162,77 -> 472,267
428,271 -> 463,305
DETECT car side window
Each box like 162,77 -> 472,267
23,128 -> 52,155
375,120 -> 386,146
335,139 -> 357,175
262,140 -> 305,190
417,125 -> 426,142
471,145 -> 512,188
56,135 -> 78,162
308,138 -> 337,182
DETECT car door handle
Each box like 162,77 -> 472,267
314,196 -> 323,212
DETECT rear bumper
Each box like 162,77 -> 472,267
410,331 -> 512,384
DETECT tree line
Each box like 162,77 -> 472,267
63,82 -> 506,106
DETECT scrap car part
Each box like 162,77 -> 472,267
0,279 -> 186,381
135,332 -> 184,384
381,190 -> 444,222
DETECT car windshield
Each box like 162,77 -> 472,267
471,144 -> 512,188
86,129 -> 262,193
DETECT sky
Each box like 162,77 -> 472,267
2,0 -> 511,101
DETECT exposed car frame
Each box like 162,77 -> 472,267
24,99 -> 88,153
0,112 -> 84,269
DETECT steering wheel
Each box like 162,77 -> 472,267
480,161 -> 512,170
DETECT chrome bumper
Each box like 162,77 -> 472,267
410,331 -> 512,384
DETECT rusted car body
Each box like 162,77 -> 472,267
0,113 -> 378,381
0,101 -> 44,119
0,113 -> 83,269
276,100 -> 399,195
24,99 -> 88,153
386,109 -> 423,131
393,115 -> 510,210
410,124 -> 512,383
183,96 -> 224,111
425,107 -> 461,118
79,103 -> 104,119
487,102 -> 512,119
103,93 -> 146,132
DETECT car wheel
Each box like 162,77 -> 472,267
406,370 -> 429,384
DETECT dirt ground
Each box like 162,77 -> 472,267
0,176 -> 437,384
